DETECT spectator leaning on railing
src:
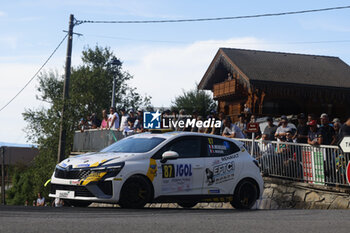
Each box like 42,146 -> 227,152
108,107 -> 120,130
222,116 -> 245,139
263,116 -> 277,141
307,120 -> 321,146
210,112 -> 225,135
293,113 -> 308,144
78,117 -> 89,132
275,115 -> 293,141
307,113 -> 317,126
89,113 -> 101,129
133,109 -> 144,132
319,113 -> 336,145
333,121 -> 342,144
119,108 -> 128,131
100,109 -> 109,129
235,114 -> 247,137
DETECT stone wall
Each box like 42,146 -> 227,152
260,177 -> 350,209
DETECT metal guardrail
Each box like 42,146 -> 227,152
236,138 -> 350,187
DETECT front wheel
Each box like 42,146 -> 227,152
119,175 -> 153,209
177,201 -> 198,208
231,179 -> 258,209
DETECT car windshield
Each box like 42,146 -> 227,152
100,137 -> 166,153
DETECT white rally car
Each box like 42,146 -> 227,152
49,132 -> 263,209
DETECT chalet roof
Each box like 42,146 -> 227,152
199,48 -> 350,90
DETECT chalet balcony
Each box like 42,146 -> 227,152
213,79 -> 236,99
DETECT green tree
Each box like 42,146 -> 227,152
171,84 -> 217,117
7,46 -> 151,205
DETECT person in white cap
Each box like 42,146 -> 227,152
319,113 -> 336,145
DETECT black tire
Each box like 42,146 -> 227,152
231,179 -> 258,209
177,202 -> 198,209
119,175 -> 153,209
67,200 -> 92,207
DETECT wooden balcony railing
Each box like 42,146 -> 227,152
213,79 -> 236,98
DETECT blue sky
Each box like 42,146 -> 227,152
1,0 -> 350,144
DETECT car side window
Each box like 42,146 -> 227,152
206,137 -> 240,157
153,136 -> 202,159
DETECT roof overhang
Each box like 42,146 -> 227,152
198,49 -> 251,91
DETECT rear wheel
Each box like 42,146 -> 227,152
231,179 -> 258,209
177,201 -> 198,209
119,175 -> 153,209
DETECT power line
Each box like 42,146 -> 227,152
76,5 -> 350,25
0,34 -> 68,113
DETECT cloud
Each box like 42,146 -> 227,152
16,16 -> 42,22
119,37 -> 276,107
0,36 -> 18,49
300,19 -> 350,33
0,63 -> 45,144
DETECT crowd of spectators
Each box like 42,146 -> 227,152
78,107 -> 144,134
78,107 -> 350,146
76,108 -> 350,183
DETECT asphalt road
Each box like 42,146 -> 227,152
1,205 -> 350,233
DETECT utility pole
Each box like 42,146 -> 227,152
1,147 -> 5,205
58,14 -> 74,163
111,76 -> 116,108
110,58 -> 121,108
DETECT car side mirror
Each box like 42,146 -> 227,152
161,151 -> 179,163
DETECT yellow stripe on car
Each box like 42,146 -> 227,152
89,162 -> 99,167
80,172 -> 107,186
146,158 -> 157,182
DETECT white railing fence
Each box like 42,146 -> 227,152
236,139 -> 350,187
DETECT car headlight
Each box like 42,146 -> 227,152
91,162 -> 125,179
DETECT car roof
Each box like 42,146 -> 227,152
130,131 -> 244,147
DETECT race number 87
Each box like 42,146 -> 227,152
162,164 -> 175,178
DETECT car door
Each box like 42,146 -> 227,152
152,136 -> 205,196
201,136 -> 242,195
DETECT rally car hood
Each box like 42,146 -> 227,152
57,152 -> 142,169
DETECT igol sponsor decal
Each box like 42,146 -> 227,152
162,164 -> 192,178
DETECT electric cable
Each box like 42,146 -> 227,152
76,5 -> 350,25
0,34 -> 68,113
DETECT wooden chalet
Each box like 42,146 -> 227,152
198,48 -> 350,121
